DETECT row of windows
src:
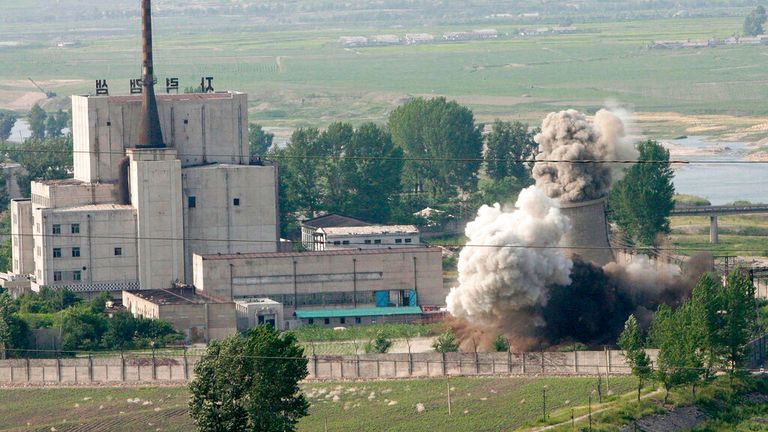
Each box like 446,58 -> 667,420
52,247 -> 123,258
188,197 -> 241,208
53,270 -> 81,282
51,223 -> 80,235
307,317 -> 363,325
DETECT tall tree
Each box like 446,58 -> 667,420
27,104 -> 47,140
649,304 -> 701,403
0,291 -> 29,358
609,140 -> 675,246
388,97 -> 482,201
44,109 -> 68,139
279,128 -> 324,216
484,120 -> 537,183
249,123 -> 274,157
719,271 -> 757,386
7,136 -> 73,197
0,111 -> 17,142
744,5 -> 767,36
189,326 -> 308,432
618,314 -> 652,401
341,123 -> 404,222
318,122 -> 354,215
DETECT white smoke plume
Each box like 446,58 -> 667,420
532,109 -> 638,203
446,186 -> 573,325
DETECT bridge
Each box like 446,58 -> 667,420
670,204 -> 768,243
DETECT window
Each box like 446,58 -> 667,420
355,317 -> 361,324
405,238 -> 413,243
71,224 -> 80,234
188,196 -> 196,208
342,240 -> 350,245
72,247 -> 80,257
374,239 -> 382,244
73,270 -> 81,281
114,247 -> 122,256
233,198 -> 240,206
53,271 -> 62,281
36,223 -> 40,233
53,248 -> 61,258
340,317 -> 346,324
324,318 -> 330,325
52,224 -> 61,235
308,318 -> 314,325
395,238 -> 402,244
364,239 -> 372,244
333,241 -> 341,245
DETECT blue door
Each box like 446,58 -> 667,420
375,291 -> 389,307
409,290 -> 418,306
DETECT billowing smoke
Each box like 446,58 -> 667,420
532,109 -> 638,203
445,108 -> 708,351
446,186 -> 572,325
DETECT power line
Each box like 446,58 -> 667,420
3,230 -> 766,254
2,145 -> 768,164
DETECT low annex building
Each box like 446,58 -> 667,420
301,214 -> 421,251
193,247 -> 445,330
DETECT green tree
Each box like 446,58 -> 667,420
17,286 -> 80,314
432,331 -> 459,353
0,291 -> 29,358
339,123 -> 403,222
484,120 -> 537,183
101,310 -> 180,350
388,97 -> 482,201
27,104 -> 47,140
60,303 -> 109,351
280,128 -> 324,216
249,123 -> 274,157
720,271 -> 757,386
609,140 -> 675,246
44,109 -> 68,139
317,122 -> 354,215
4,135 -> 73,197
0,111 -> 17,142
688,273 -> 723,381
649,304 -> 701,403
189,326 -> 309,432
744,5 -> 767,36
618,314 -> 653,401
492,334 -> 509,352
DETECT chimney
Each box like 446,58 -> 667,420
137,0 -> 165,148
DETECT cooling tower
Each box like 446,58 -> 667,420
559,197 -> 614,266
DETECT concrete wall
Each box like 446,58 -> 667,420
11,199 -> 34,275
129,148 -> 184,288
193,248 -> 446,322
182,164 -> 278,282
0,349 -> 657,386
34,205 -> 138,289
72,93 -> 249,184
31,181 -> 118,209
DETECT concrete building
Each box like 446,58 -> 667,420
301,214 -> 370,250
192,247 -> 445,330
123,288 -> 236,342
235,298 -> 284,330
315,225 -> 420,250
9,92 -> 279,292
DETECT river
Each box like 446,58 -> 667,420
666,136 -> 767,205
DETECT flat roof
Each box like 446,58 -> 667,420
201,247 -> 441,260
124,288 -> 227,305
320,225 -> 419,236
50,203 -> 134,213
294,306 -> 422,319
80,92 -> 242,102
301,214 -> 371,229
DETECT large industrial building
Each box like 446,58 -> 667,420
6,0 -> 446,341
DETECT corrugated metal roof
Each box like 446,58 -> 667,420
202,247 -> 441,260
295,306 -> 422,319
319,225 -> 419,236
301,214 -> 371,229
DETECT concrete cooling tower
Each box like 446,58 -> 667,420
559,197 -> 614,266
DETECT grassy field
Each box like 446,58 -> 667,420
670,214 -> 768,257
6,13 -> 768,137
0,376 -> 638,432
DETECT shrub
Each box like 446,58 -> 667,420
432,332 -> 459,353
364,331 -> 392,353
492,334 -> 509,352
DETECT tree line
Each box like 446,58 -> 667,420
619,271 -> 758,403
0,287 -> 180,357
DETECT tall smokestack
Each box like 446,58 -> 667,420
137,0 -> 165,148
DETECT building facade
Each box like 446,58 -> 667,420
10,92 -> 279,292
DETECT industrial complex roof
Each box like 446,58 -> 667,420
84,92 -> 243,102
294,306 -> 422,319
201,247 -> 441,260
124,288 -> 227,305
301,214 -> 371,229
319,225 -> 419,236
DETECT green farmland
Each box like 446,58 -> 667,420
0,376 -> 638,431
5,14 -> 768,138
